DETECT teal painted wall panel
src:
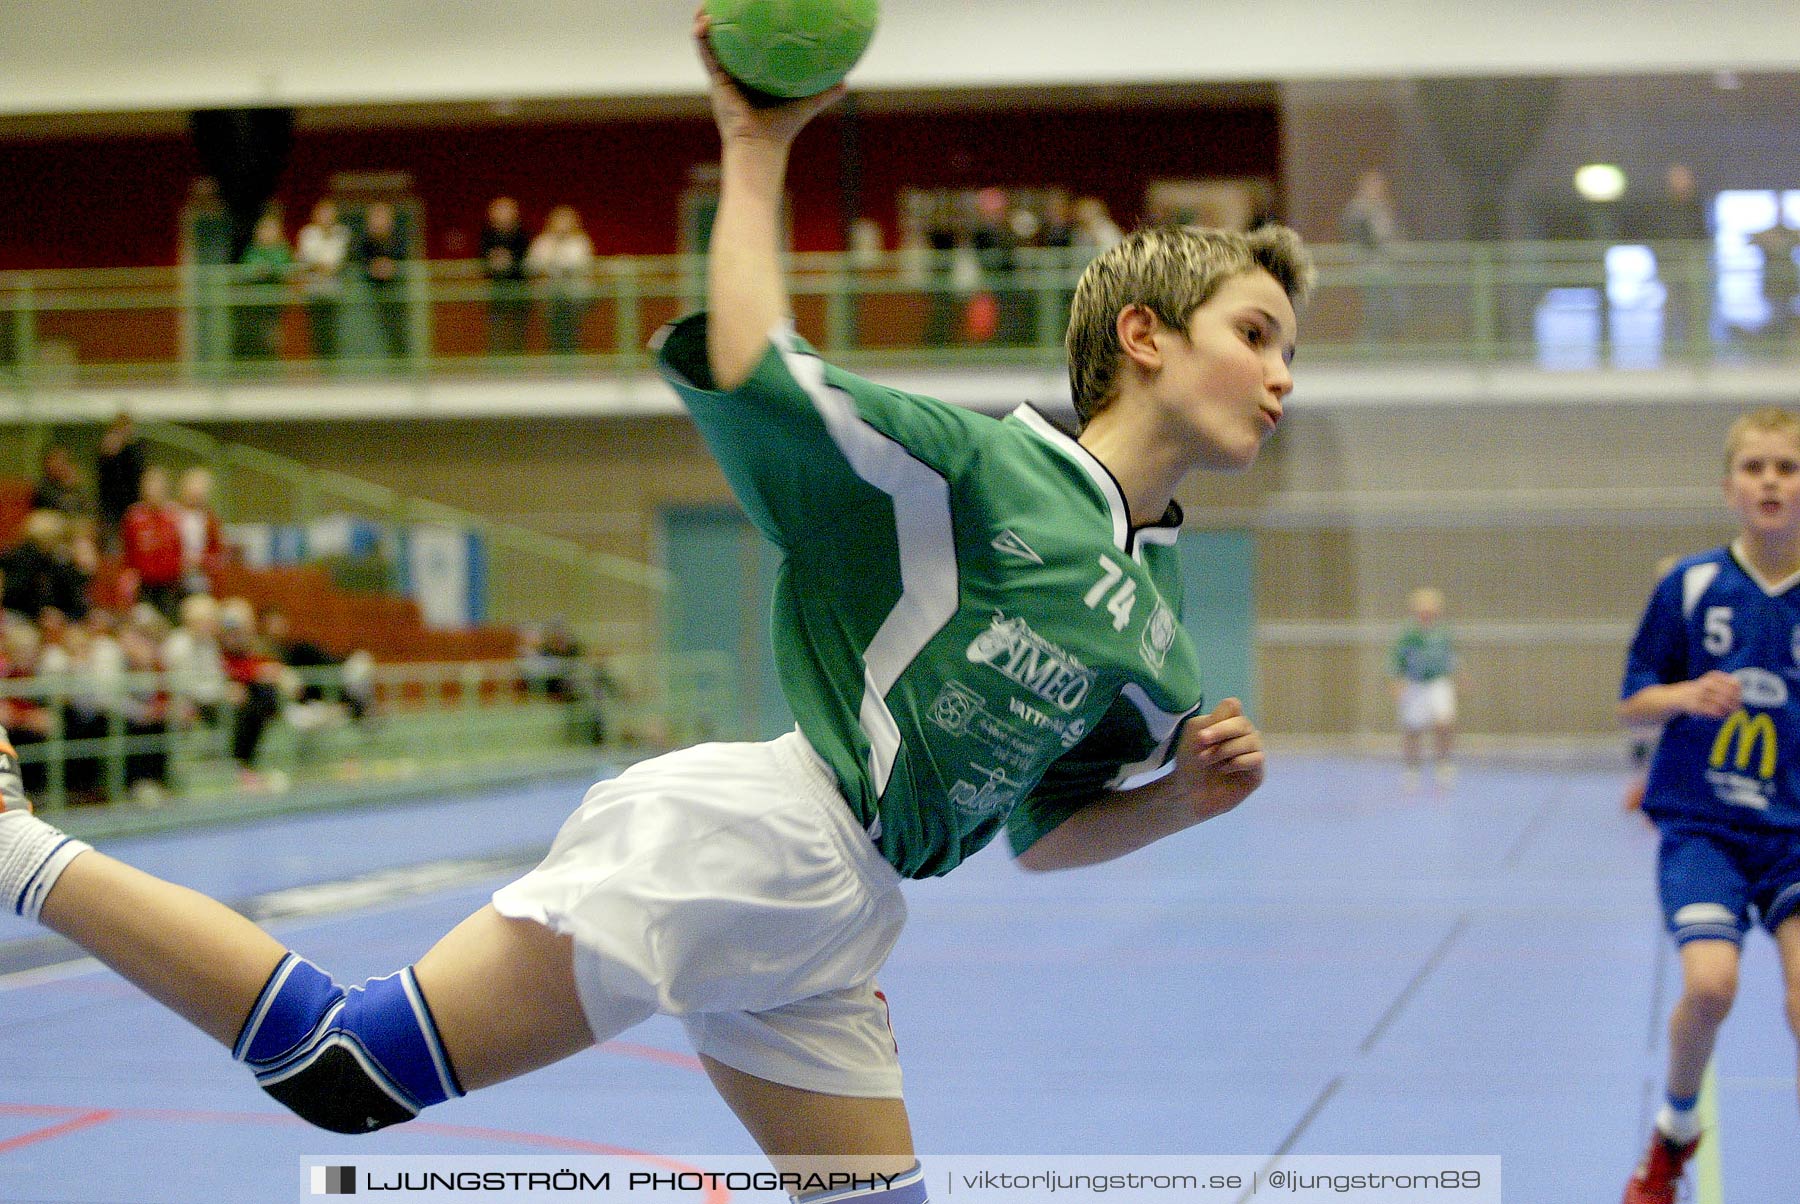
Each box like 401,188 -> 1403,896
660,505 -> 792,741
1178,530 -> 1257,718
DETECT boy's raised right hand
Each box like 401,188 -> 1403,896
1678,670 -> 1743,719
694,9 -> 846,153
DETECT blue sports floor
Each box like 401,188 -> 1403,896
0,753 -> 1794,1202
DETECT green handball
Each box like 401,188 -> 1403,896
704,0 -> 879,99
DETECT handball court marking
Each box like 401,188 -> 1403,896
0,757 -> 1790,1202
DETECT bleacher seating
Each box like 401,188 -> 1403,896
0,479 -> 35,548
2,476 -> 520,665
207,562 -> 521,663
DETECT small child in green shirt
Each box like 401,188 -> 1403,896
1390,586 -> 1459,790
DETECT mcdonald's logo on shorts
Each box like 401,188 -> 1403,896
1710,709 -> 1778,780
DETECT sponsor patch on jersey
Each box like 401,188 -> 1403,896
947,763 -> 1023,817
990,529 -> 1043,565
966,613 -> 1095,713
1140,600 -> 1177,672
1732,666 -> 1789,707
926,681 -> 984,735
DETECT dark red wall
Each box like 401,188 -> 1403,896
0,104 -> 1279,269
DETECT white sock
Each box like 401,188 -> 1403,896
0,811 -> 92,922
798,1163 -> 927,1203
1656,1099 -> 1702,1143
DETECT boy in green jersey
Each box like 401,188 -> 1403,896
0,13 -> 1313,1201
1389,586 -> 1460,789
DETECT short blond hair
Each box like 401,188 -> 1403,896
1065,224 -> 1315,427
1408,586 -> 1445,616
1725,407 -> 1800,469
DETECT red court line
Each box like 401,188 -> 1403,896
0,1103 -> 730,1202
0,1108 -> 116,1153
600,1039 -> 706,1072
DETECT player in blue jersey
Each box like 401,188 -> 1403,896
1618,407 -> 1800,1204
0,14 -> 1312,1201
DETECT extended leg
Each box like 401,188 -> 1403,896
701,1056 -> 924,1200
0,769 -> 595,1134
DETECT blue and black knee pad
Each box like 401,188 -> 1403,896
234,954 -> 464,1134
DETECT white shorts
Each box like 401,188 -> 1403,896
1398,678 -> 1457,731
492,730 -> 908,1097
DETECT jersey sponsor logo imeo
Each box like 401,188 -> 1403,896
990,528 -> 1042,564
1731,666 -> 1789,707
966,613 -> 1095,712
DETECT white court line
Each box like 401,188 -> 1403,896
0,850 -> 541,993
0,955 -> 106,992
1697,1063 -> 1724,1204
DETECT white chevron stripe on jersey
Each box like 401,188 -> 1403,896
1012,405 -> 1131,553
775,327 -> 958,798
1682,561 -> 1721,618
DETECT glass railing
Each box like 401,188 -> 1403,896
3,240 -> 1792,389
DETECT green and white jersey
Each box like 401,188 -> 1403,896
654,315 -> 1207,879
1390,623 -> 1455,682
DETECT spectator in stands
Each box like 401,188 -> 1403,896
922,195 -> 963,347
105,612 -> 172,803
219,597 -> 287,792
65,518 -> 99,614
233,211 -> 293,363
527,205 -> 596,358
1072,196 -> 1123,252
73,608 -> 125,723
1654,164 -> 1710,243
0,619 -> 51,793
34,607 -> 71,674
260,605 -> 371,724
358,202 -> 411,362
95,411 -> 147,554
160,592 -> 229,734
0,511 -> 87,621
296,199 -> 350,362
971,186 -> 1026,345
517,623 -> 558,699
1650,165 -> 1712,352
127,602 -> 171,655
31,446 -> 93,520
481,196 -> 532,358
1339,168 -> 1405,345
38,612 -> 102,801
520,618 -> 614,745
172,467 -> 227,598
1752,223 -> 1800,345
121,467 -> 185,621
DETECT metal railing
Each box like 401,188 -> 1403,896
2,240 -> 1791,390
0,648 -> 753,811
0,656 -> 617,810
127,420 -> 666,653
